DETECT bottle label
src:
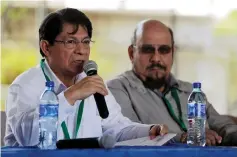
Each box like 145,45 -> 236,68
39,104 -> 59,117
187,102 -> 196,118
197,103 -> 206,118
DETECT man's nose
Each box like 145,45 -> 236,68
150,50 -> 161,63
74,43 -> 86,54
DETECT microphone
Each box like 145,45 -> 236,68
83,60 -> 109,119
98,130 -> 117,149
56,130 -> 117,149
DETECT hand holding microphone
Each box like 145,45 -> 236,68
83,60 -> 109,119
64,60 -> 109,118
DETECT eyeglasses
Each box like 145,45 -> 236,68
134,44 -> 172,55
54,38 -> 94,49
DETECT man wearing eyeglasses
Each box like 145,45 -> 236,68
107,19 -> 237,146
4,9 -> 168,147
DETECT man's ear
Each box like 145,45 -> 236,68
173,45 -> 177,53
171,45 -> 177,65
40,40 -> 50,57
128,45 -> 134,61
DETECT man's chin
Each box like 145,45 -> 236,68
148,70 -> 165,77
144,75 -> 166,89
149,74 -> 165,81
70,67 -> 83,76
73,63 -> 83,72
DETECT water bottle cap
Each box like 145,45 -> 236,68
193,82 -> 201,88
45,81 -> 54,87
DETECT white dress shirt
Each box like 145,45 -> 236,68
4,60 -> 152,146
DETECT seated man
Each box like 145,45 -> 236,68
4,9 -> 168,146
107,19 -> 237,146
225,115 -> 237,124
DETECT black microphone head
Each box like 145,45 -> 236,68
83,60 -> 98,75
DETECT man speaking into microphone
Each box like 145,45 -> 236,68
4,8 -> 168,147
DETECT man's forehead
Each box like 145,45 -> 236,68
137,29 -> 171,45
135,20 -> 170,43
60,23 -> 89,38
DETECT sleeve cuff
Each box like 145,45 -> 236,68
57,92 -> 80,121
58,92 -> 75,111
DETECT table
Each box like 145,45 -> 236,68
2,145 -> 237,157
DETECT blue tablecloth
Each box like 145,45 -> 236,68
2,144 -> 237,157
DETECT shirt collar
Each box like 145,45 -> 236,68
42,59 -> 87,94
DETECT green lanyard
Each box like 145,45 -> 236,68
162,88 -> 187,132
40,59 -> 51,82
61,100 -> 84,139
40,59 -> 84,139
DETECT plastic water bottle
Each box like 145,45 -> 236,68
38,81 -> 59,149
187,82 -> 206,146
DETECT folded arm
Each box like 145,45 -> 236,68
206,102 -> 237,146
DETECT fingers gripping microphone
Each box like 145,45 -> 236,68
83,60 -> 109,119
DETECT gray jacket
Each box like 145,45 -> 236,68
107,70 -> 237,145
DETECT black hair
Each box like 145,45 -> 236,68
39,8 -> 93,57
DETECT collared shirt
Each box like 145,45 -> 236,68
107,70 -> 237,145
4,62 -> 151,146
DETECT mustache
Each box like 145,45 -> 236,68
147,63 -> 166,71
